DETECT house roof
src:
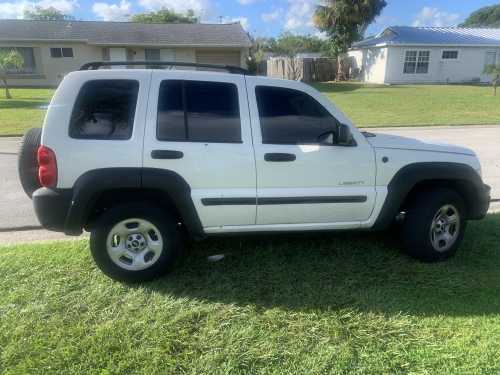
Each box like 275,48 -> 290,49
352,26 -> 500,48
0,19 -> 252,47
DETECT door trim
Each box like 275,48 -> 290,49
202,195 -> 367,206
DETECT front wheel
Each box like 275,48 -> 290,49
90,203 -> 183,282
403,188 -> 467,262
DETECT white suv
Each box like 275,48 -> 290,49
18,62 -> 491,282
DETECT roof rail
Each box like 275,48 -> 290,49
79,61 -> 249,74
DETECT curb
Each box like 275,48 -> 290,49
0,225 -> 43,233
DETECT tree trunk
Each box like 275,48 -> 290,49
1,77 -> 11,99
336,56 -> 343,81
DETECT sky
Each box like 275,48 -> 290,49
0,0 -> 499,38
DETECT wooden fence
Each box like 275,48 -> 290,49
266,57 -> 337,82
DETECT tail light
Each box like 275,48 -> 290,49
37,145 -> 57,188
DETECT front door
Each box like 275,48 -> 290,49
245,76 -> 376,226
143,71 -> 256,229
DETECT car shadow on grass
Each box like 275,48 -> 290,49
141,214 -> 500,317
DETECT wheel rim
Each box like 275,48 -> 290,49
429,204 -> 460,252
106,218 -> 163,271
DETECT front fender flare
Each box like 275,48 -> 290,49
372,162 -> 487,230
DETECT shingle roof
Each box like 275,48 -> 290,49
352,26 -> 500,48
0,19 -> 252,47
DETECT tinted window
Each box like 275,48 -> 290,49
69,80 -> 139,140
157,80 -> 241,143
255,86 -> 337,144
157,80 -> 185,141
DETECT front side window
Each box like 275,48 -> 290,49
404,50 -> 430,74
157,80 -> 241,143
69,80 -> 139,140
255,86 -> 338,145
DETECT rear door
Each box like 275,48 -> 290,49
246,76 -> 376,226
143,71 -> 256,228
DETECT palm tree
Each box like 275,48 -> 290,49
314,0 -> 387,80
0,49 -> 24,99
484,64 -> 500,96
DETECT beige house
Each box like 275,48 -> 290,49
0,19 -> 252,87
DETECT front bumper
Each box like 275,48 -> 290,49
32,187 -> 73,233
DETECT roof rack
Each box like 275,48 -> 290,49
79,61 -> 249,74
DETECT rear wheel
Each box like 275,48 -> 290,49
18,128 -> 42,198
403,188 -> 466,262
90,203 -> 183,282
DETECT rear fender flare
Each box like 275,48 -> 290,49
64,168 -> 204,238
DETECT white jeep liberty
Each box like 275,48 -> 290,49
18,61 -> 491,282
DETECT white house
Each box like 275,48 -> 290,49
348,26 -> 500,84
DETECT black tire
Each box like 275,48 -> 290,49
403,188 -> 467,262
18,127 -> 42,198
90,203 -> 183,282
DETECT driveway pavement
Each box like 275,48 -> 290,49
0,140 -> 40,229
0,125 -> 499,242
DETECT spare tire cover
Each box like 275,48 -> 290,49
18,127 -> 42,198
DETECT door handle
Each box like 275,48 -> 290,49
264,153 -> 296,162
151,150 -> 184,159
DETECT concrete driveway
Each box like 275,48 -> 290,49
0,125 -> 499,241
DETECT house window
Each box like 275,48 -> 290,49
50,47 -> 74,58
145,49 -> 160,61
442,50 -> 458,60
485,51 -> 497,68
403,50 -> 430,74
0,47 -> 36,74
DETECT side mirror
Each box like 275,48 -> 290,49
337,123 -> 356,146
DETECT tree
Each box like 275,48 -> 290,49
314,0 -> 387,80
273,33 -> 308,80
248,34 -> 330,77
24,6 -> 73,21
460,5 -> 500,28
254,35 -> 329,55
484,64 -> 500,96
130,8 -> 198,23
0,49 -> 24,99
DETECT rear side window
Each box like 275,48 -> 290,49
256,86 -> 337,145
69,80 -> 139,140
157,80 -> 241,143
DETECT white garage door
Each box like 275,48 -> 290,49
196,50 -> 241,67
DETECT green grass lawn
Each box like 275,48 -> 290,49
1,84 -> 500,136
315,82 -> 500,127
0,88 -> 54,136
1,215 -> 500,373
